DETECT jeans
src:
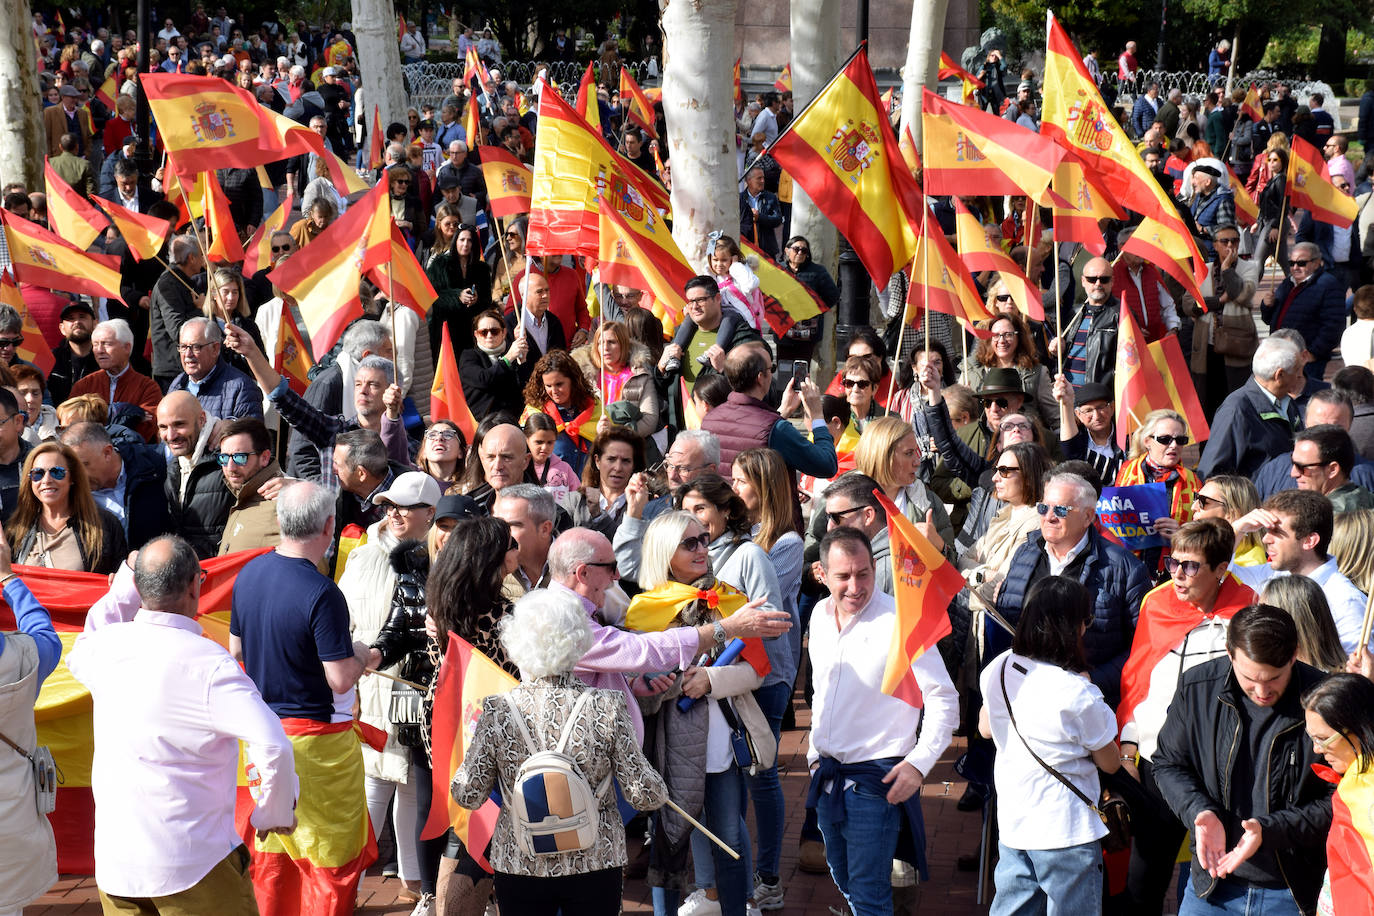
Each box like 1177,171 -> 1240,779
989,840 -> 1103,916
747,681 -> 790,879
817,779 -> 901,916
1177,875 -> 1302,916
653,767 -> 753,916
411,746 -> 444,894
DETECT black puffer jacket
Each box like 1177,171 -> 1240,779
372,539 -> 433,685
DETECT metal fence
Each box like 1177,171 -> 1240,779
402,59 -> 659,112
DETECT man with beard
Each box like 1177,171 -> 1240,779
48,301 -> 99,404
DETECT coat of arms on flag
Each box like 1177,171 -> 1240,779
192,101 -> 237,143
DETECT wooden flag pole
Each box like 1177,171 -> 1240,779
886,256 -> 913,409
1023,203 -> 1037,278
1053,230 -> 1064,377
365,667 -> 426,691
496,216 -> 526,335
662,798 -> 741,860
1359,584 -> 1374,657
152,252 -> 200,295
387,266 -> 403,394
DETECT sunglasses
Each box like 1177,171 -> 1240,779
993,465 -> 1021,477
1214,237 -> 1240,245
1084,275 -> 1112,284
1288,258 -> 1313,268
826,505 -> 864,525
216,451 -> 257,466
842,378 -> 871,389
271,244 -> 292,253
475,327 -> 503,336
1193,492 -> 1227,511
0,337 -> 24,349
1035,502 -> 1075,518
982,396 -> 1015,409
678,533 -> 710,552
1163,556 -> 1203,577
994,294 -> 1014,303
1152,434 -> 1189,446
1292,459 -> 1328,474
29,466 -> 67,482
506,537 -> 519,552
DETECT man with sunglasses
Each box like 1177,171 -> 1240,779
1249,388 -> 1374,499
216,418 -> 284,555
1051,256 -> 1120,386
1260,242 -> 1345,381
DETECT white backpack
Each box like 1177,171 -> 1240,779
500,691 -> 611,857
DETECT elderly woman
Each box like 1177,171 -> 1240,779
962,309 -> 1057,433
289,195 -> 337,249
574,321 -> 661,440
1116,408 -> 1201,567
451,588 -> 667,916
838,354 -> 891,436
6,442 -> 124,573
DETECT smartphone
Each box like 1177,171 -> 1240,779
792,362 -> 809,386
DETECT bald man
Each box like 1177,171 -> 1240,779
469,423 -> 534,513
159,391 -> 234,558
1051,256 -> 1121,386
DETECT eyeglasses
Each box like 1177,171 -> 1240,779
1036,502 -> 1075,518
1083,275 -> 1113,284
842,378 -> 871,389
685,296 -> 714,306
425,429 -> 460,441
1309,730 -> 1346,750
1289,258 -> 1314,268
665,461 -> 704,475
826,505 -> 865,525
1151,434 -> 1189,447
383,503 -> 430,516
990,331 -> 1018,341
1163,556 -> 1203,577
1292,459 -> 1329,474
994,294 -> 1014,303
0,338 -> 23,349
1334,183 -> 1351,191
1000,420 -> 1032,433
475,326 -> 503,337
216,451 -> 257,466
29,466 -> 67,482
993,465 -> 1021,477
1214,237 -> 1240,246
678,533 -> 710,552
177,342 -> 214,353
1193,492 -> 1227,511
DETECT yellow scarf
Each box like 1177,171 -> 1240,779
626,581 -> 748,633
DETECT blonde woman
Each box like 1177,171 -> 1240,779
1116,409 -> 1200,546
208,268 -> 266,375
1331,509 -> 1374,594
853,416 -> 955,550
1259,576 -> 1349,672
1191,474 -> 1265,565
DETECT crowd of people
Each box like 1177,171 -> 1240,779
5,7 -> 1374,916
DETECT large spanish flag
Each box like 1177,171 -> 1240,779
619,67 -> 658,140
905,205 -> 994,334
1050,149 -> 1123,255
769,47 -> 921,285
527,87 -> 670,257
420,633 -> 518,871
872,489 -> 960,708
952,198 -> 1044,320
595,195 -> 694,335
739,238 -> 828,335
0,210 -> 124,303
243,192 -> 294,276
202,172 -> 246,263
1327,766 -> 1374,916
921,89 -> 1065,205
1113,300 -> 1210,449
274,302 -> 313,396
0,274 -> 56,375
1289,134 -> 1358,227
369,224 -> 438,315
939,51 -> 985,106
478,145 -> 533,218
95,195 -> 174,262
1121,214 -> 1207,307
430,323 -> 478,440
44,160 -> 107,249
267,181 -> 393,356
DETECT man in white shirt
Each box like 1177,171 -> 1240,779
751,92 -> 782,145
68,535 -> 297,914
807,527 -> 957,916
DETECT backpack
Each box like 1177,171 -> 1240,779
500,690 -> 611,857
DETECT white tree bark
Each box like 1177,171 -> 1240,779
352,0 -> 408,161
899,0 -> 951,148
660,0 -> 738,268
0,0 -> 45,193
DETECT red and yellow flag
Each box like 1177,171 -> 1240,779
1289,134 -> 1358,227
274,302 -> 313,395
96,74 -> 119,112
939,51 -> 985,106
464,92 -> 482,151
430,323 -> 478,440
952,199 -> 1043,320
96,195 -> 173,263
267,181 -> 393,356
44,160 -> 108,250
202,173 -> 245,263
1050,149 -> 1123,255
463,46 -> 492,93
922,89 -> 1066,206
739,238 -> 828,335
420,633 -> 517,871
369,224 -> 438,315
514,90 -> 530,117
733,57 -> 744,110
1227,165 -> 1258,227
680,377 -> 702,430
0,275 -> 56,375
774,63 -> 793,93
769,47 -> 921,285
575,61 -> 601,131
871,489 -> 960,708
1122,214 -> 1207,308
0,211 -> 123,303
619,68 -> 659,141
1113,301 -> 1210,448
526,87 -> 671,257
242,193 -> 294,276
368,104 -> 384,171
880,88 -> 895,117
595,195 -> 694,335
905,206 -> 994,334
161,169 -> 202,226
1327,767 -> 1374,916
1241,83 -> 1263,122
478,145 -> 533,218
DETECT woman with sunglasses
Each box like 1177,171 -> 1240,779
428,223 -> 493,358
1301,673 -> 1374,916
958,442 -> 1052,609
1116,408 -> 1201,570
487,216 -> 527,283
823,327 -> 895,409
424,202 -> 462,270
918,362 -> 1050,493
627,510 -> 777,916
963,309 -> 1058,434
1192,475 -> 1266,566
456,309 -> 528,421
838,354 -> 890,440
6,442 -> 124,573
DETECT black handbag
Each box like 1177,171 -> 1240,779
999,659 -> 1132,853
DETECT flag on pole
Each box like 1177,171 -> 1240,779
1227,165 -> 1259,227
463,46 -> 492,93
0,211 -> 124,303
939,51 -> 985,106
477,146 -> 533,218
1049,150 -> 1124,255
575,61 -> 601,131
905,205 -> 994,334
201,173 -> 245,263
274,303 -> 313,395
921,89 -> 1066,205
768,47 -> 922,286
619,68 -> 659,140
242,193 -> 294,276
93,196 -> 174,263
1113,301 -> 1210,448
96,74 -> 118,112
430,324 -> 478,440
369,225 -> 438,315
1240,83 -> 1263,122
1121,215 -> 1207,308
595,196 -> 695,335
464,92 -> 482,151
1289,134 -> 1358,227
368,104 -> 384,170
0,275 -> 57,375
739,238 -> 829,335
44,161 -> 108,250
774,63 -> 793,92
397,14 -> 407,42
871,489 -> 961,708
952,199 -> 1043,320
419,633 -> 518,872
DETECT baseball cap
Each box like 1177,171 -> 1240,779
372,471 -> 442,508
434,493 -> 481,524
61,300 -> 96,320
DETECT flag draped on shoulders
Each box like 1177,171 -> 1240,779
1327,766 -> 1374,916
625,581 -> 770,677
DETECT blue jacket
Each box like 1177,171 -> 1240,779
167,359 -> 264,422
114,438 -> 171,550
1196,377 -> 1297,480
991,526 -> 1149,707
1260,267 -> 1346,365
1131,95 -> 1159,139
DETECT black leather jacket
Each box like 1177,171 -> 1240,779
1055,296 -> 1120,385
372,540 -> 433,685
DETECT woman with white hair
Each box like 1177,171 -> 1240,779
450,588 -> 667,916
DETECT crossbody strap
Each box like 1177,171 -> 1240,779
0,729 -> 33,763
554,690 -> 597,754
999,659 -> 1103,817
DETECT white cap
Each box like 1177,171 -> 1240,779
372,471 -> 442,508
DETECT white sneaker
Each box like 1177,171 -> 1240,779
678,888 -> 722,916
751,874 -> 784,911
748,907 -> 763,916
408,893 -> 435,916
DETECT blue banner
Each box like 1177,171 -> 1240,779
1096,483 -> 1171,550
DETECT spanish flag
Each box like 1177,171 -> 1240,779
1228,165 -> 1259,227
369,224 -> 438,315
0,210 -> 123,303
881,88 -> 895,117
921,89 -> 1066,206
322,149 -> 371,198
162,169 -> 203,225
733,57 -> 744,111
939,51 -> 985,106
463,46 -> 492,93
95,195 -> 173,263
952,198 -> 1043,320
274,302 -> 313,396
1240,83 -> 1263,122
619,68 -> 659,141
680,377 -> 702,429
429,323 -> 478,440
0,275 -> 57,375
575,61 -> 601,130
44,160 -> 108,249
872,489 -> 960,708
740,238 -> 828,335
527,87 -> 671,257
420,633 -> 518,871
367,104 -> 384,171
267,181 -> 393,356
1289,134 -> 1358,227
202,172 -> 245,263
595,195 -> 694,336
478,145 -> 533,218
1326,765 -> 1374,916
1050,150 -> 1123,255
905,204 -> 994,334
242,193 -> 294,276
774,63 -> 793,93
769,46 -> 921,286
96,74 -> 119,112
1113,300 -> 1210,449
464,92 -> 482,150
1121,214 -> 1208,309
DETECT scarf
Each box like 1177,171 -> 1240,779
540,399 -> 598,453
1116,454 -> 1200,526
625,579 -> 770,679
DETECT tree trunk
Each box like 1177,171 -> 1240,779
352,0 -> 408,161
899,0 -> 951,148
0,0 -> 45,193
660,0 -> 737,267
1316,21 -> 1347,87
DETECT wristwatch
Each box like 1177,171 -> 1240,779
712,620 -> 727,646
